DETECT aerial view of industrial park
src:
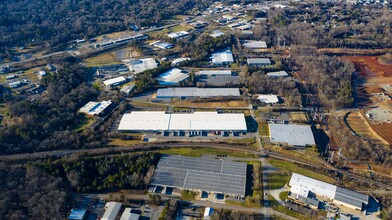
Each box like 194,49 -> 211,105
0,0 -> 391,219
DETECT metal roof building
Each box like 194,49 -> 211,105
157,68 -> 189,85
68,209 -> 87,220
120,208 -> 140,220
267,71 -> 289,78
156,87 -> 240,98
196,70 -> 232,76
120,84 -> 135,95
128,58 -> 157,74
151,155 -> 247,197
212,50 -> 234,65
269,124 -> 316,146
289,173 -> 369,210
103,76 -> 127,87
102,202 -> 122,220
243,40 -> 267,49
210,30 -> 224,38
257,94 -> 279,104
167,31 -> 190,39
150,41 -> 174,49
118,111 -> 247,132
247,58 -> 271,66
79,100 -> 112,116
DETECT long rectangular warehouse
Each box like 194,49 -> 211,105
118,111 -> 247,132
151,155 -> 247,197
156,87 -> 240,98
289,173 -> 370,210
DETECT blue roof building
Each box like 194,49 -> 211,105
69,209 -> 87,220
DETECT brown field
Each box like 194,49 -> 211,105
345,111 -> 389,145
171,99 -> 250,109
289,112 -> 308,123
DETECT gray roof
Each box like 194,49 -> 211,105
156,87 -> 240,98
269,124 -> 316,146
306,197 -> 320,207
267,71 -> 289,77
335,187 -> 368,209
151,155 -> 247,196
247,58 -> 271,65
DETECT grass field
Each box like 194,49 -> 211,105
159,147 -> 258,158
146,28 -> 170,39
258,122 -> 269,136
108,138 -> 141,146
84,52 -> 122,67
279,191 -> 289,201
169,24 -> 192,32
72,117 -> 94,133
269,173 -> 291,190
268,159 -> 334,184
290,112 -> 308,123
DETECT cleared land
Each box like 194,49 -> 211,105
345,111 -> 389,145
84,46 -> 141,67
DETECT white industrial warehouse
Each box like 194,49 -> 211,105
196,70 -> 232,76
289,173 -> 372,211
156,87 -> 240,98
267,70 -> 289,78
156,68 -> 189,85
211,50 -> 234,65
242,40 -> 267,49
128,58 -> 157,74
103,76 -> 127,87
79,100 -> 113,116
118,111 -> 247,135
269,124 -> 316,147
257,94 -> 279,104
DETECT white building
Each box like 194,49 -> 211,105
156,68 -> 189,85
102,202 -> 122,220
103,76 -> 127,87
79,100 -> 112,116
269,124 -> 316,147
210,30 -> 224,38
120,208 -> 139,220
8,81 -> 22,88
172,57 -> 190,65
243,41 -> 267,49
289,173 -> 370,211
167,31 -> 190,39
257,95 -> 279,104
212,50 -> 234,65
128,58 -> 158,74
150,41 -> 174,49
118,111 -> 247,134
204,207 -> 214,220
247,58 -> 271,66
267,71 -> 289,78
38,71 -> 47,79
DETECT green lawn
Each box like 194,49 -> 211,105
72,116 -> 94,133
269,173 -> 291,190
268,159 -> 334,183
258,122 -> 269,136
279,191 -> 289,201
169,24 -> 192,32
159,147 -> 258,158
146,29 -> 170,39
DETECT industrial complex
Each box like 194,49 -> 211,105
151,155 -> 248,198
288,173 -> 373,211
118,111 -> 247,135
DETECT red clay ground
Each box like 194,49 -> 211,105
342,56 -> 392,145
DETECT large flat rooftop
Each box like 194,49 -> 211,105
156,87 -> 240,98
118,111 -> 247,132
269,123 -> 316,146
151,155 -> 247,197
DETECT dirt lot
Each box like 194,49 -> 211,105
345,111 -> 389,145
342,56 -> 392,145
